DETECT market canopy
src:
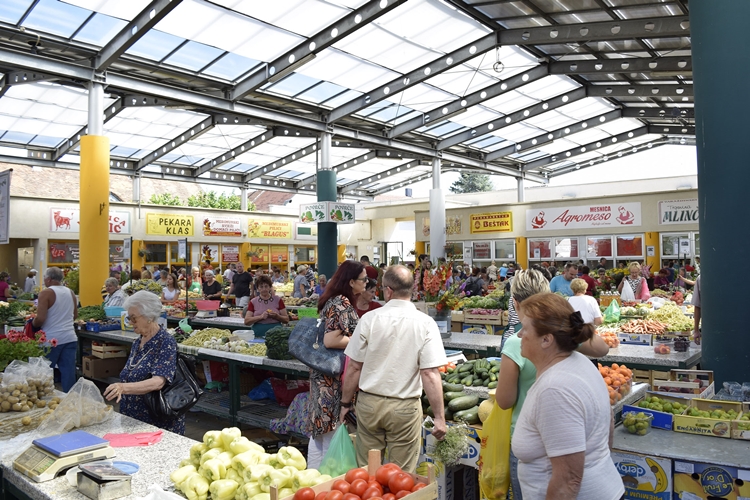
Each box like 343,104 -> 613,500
0,0 -> 693,198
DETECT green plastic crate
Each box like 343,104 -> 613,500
297,307 -> 318,318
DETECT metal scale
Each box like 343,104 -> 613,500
13,431 -> 115,483
194,309 -> 217,319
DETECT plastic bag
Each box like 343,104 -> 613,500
248,378 -> 274,401
35,378 -> 114,435
478,405 -> 512,500
620,283 -> 636,302
603,300 -> 621,324
319,424 -> 358,477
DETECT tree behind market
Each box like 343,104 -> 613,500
449,173 -> 493,194
148,191 -> 256,211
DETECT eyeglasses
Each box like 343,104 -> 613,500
125,315 -> 141,323
354,277 -> 368,282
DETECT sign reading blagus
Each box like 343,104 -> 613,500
247,220 -> 292,239
470,211 -> 513,233
146,214 -> 194,236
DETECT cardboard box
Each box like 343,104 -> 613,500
617,333 -> 653,346
423,424 -> 481,469
82,356 -> 126,379
611,451 -> 672,500
462,324 -> 504,336
621,392 -> 692,430
672,399 -> 742,438
451,321 -> 463,333
731,403 -> 750,441
652,369 -> 715,399
673,460 -> 750,499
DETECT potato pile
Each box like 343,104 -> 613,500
0,378 -> 56,413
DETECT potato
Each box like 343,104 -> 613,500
20,405 -> 30,412
7,396 -> 18,405
11,403 -> 22,411
21,416 -> 31,426
48,403 -> 57,410
0,401 -> 9,411
11,390 -> 20,397
36,400 -> 46,408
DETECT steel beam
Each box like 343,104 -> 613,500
498,16 -> 690,46
485,109 -> 622,162
95,0 -> 184,71
340,160 -> 422,194
547,140 -> 671,178
296,151 -> 375,188
328,33 -> 497,123
193,129 -> 276,177
231,0 -> 408,100
6,70 -> 57,85
242,142 -> 317,183
438,87 -> 587,150
648,124 -> 695,135
622,107 -> 694,119
550,56 -> 692,75
586,84 -> 693,97
54,97 -> 124,161
136,115 -> 215,171
388,64 -> 549,138
523,126 -> 649,171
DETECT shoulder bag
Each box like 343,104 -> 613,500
288,317 -> 346,376
144,354 -> 204,421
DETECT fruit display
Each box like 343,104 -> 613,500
273,282 -> 295,295
598,363 -> 633,405
283,297 -> 313,307
620,304 -> 651,318
265,326 -> 294,360
637,396 -> 688,415
654,341 -> 672,355
647,303 -> 693,332
620,319 -> 668,334
686,407 -> 738,420
623,411 -> 653,435
179,290 -> 204,299
0,382 -> 55,413
76,305 -> 107,322
736,414 -> 750,431
123,279 -> 164,296
458,296 -> 504,311
651,289 -> 672,298
596,329 -> 620,348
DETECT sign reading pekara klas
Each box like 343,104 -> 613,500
146,214 -> 194,236
526,202 -> 641,231
658,199 -> 698,225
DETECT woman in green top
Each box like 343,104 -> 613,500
187,267 -> 202,294
496,269 -> 610,499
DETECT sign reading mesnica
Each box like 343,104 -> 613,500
658,199 -> 699,225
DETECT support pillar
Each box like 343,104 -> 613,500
517,176 -> 525,202
429,158 -> 446,263
691,0 -> 750,385
241,187 -> 248,211
317,133 -> 337,278
132,174 -> 140,203
79,82 -> 110,306
644,232 -> 660,275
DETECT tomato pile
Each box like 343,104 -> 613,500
293,464 -> 427,500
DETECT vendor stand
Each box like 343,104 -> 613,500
593,344 -> 702,371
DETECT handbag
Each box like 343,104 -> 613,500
144,354 -> 204,421
288,317 -> 346,376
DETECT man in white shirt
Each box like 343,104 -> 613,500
223,264 -> 236,283
340,265 -> 447,472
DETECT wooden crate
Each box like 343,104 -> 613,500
91,344 -> 129,359
464,312 -> 505,326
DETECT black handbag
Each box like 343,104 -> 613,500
288,317 -> 346,376
144,354 -> 204,421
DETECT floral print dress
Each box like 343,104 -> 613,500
308,295 -> 358,439
119,327 -> 185,435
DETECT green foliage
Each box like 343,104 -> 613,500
149,193 -> 183,206
64,269 -> 79,295
449,173 -> 494,194
187,191 -> 256,211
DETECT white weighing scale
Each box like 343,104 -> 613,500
195,309 -> 217,318
13,431 -> 115,482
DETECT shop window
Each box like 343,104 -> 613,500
528,239 -> 552,259
295,247 -> 315,263
554,237 -> 579,259
49,241 -> 79,266
586,236 -> 612,259
445,242 -> 463,260
616,235 -> 644,258
473,241 -> 491,260
169,242 -> 191,265
693,233 -> 700,257
661,234 -> 687,258
493,239 -> 515,260
144,243 -> 167,263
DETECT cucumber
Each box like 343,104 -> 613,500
453,406 -> 480,424
444,391 -> 467,402
444,408 -> 453,421
490,365 -> 500,374
425,406 -> 434,417
472,379 -> 484,387
443,383 -> 464,393
474,369 -> 488,378
458,363 -> 474,373
448,394 -> 480,412
489,373 -> 497,382
440,372 -> 446,380
461,375 -> 474,386
488,381 -> 498,389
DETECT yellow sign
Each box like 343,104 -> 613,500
248,220 -> 292,239
146,214 -> 194,236
470,211 -> 513,233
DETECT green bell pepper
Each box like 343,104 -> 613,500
220,427 -> 242,449
277,446 -> 306,470
209,479 -> 239,500
200,458 -> 226,482
202,430 -> 223,449
292,469 -> 321,491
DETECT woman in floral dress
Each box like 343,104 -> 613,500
307,260 -> 367,468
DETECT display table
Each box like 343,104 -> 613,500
442,332 -> 504,357
189,316 -> 249,332
593,344 -> 702,371
0,413 -> 196,500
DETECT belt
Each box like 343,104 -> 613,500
359,391 -> 419,401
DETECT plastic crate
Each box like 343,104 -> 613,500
296,307 -> 318,318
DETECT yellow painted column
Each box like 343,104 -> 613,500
414,241 -> 426,257
515,237 -> 528,270
79,135 -> 110,306
132,240 -> 145,272
645,232 -> 660,274
240,242 -> 251,269
337,244 -> 346,263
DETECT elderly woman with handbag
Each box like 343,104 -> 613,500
104,291 -> 184,434
307,260 -> 367,469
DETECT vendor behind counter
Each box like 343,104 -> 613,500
243,275 -> 289,337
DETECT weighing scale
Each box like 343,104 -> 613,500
13,431 -> 115,482
195,309 -> 217,318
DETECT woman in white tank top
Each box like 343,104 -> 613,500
161,273 -> 180,303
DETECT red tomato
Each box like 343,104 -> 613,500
350,479 -> 369,497
382,495 -> 396,500
325,491 -> 344,500
362,486 -> 385,499
388,473 -> 415,495
394,492 -> 411,500
367,480 -> 383,494
294,488 -> 316,500
332,480 -> 351,494
343,495 -> 361,500
411,483 -> 427,492
345,468 -> 370,484
375,464 -> 402,487
315,493 -> 328,500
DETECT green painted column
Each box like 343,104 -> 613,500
691,1 -> 750,385
317,133 -> 337,278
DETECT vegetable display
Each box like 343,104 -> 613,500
430,424 -> 470,466
620,319 -> 668,334
598,363 -> 633,405
265,326 -> 294,360
647,303 -> 693,332
180,329 -> 233,347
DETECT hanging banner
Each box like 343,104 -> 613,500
199,244 -> 219,263
248,219 -> 292,239
658,199 -> 699,225
328,202 -> 355,223
0,170 -> 10,245
123,238 -> 131,261
526,202 -> 641,231
49,242 -> 79,264
299,203 -> 327,224
470,211 -> 513,233
178,239 -> 187,260
299,202 -> 355,223
202,216 -> 242,236
221,244 -> 239,263
270,245 -> 287,263
146,213 -> 194,236
49,208 -> 131,234
109,244 -> 126,263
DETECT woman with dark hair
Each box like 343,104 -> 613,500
579,266 -> 597,296
308,260 -> 367,469
512,293 -> 623,500
244,274 -> 289,337
417,259 -> 432,292
354,278 -> 381,317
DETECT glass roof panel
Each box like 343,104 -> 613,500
0,0 -> 35,24
203,52 -> 260,81
450,107 -> 503,128
497,18 -> 552,29
365,105 -> 415,123
424,68 -> 498,98
561,128 -> 611,145
421,121 -> 464,137
73,12 -> 126,46
517,75 -> 578,100
551,11 -> 613,23
265,73 -> 322,98
495,122 -> 543,142
164,41 -> 224,72
296,81 -> 349,104
1,131 -> 35,144
110,145 -> 140,157
320,89 -> 361,108
397,84 -> 455,112
298,49 -> 398,91
524,110 -> 575,131
465,135 -> 504,149
217,0 -> 348,38
62,0 -> 150,20
481,90 -> 537,114
560,98 -> 615,120
23,0 -> 91,38
474,2 -> 535,19
126,30 -> 186,61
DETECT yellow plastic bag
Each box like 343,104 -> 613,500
478,405 -> 512,499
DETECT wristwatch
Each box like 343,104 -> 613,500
340,401 -> 353,408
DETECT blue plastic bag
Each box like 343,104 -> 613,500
248,378 -> 274,401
